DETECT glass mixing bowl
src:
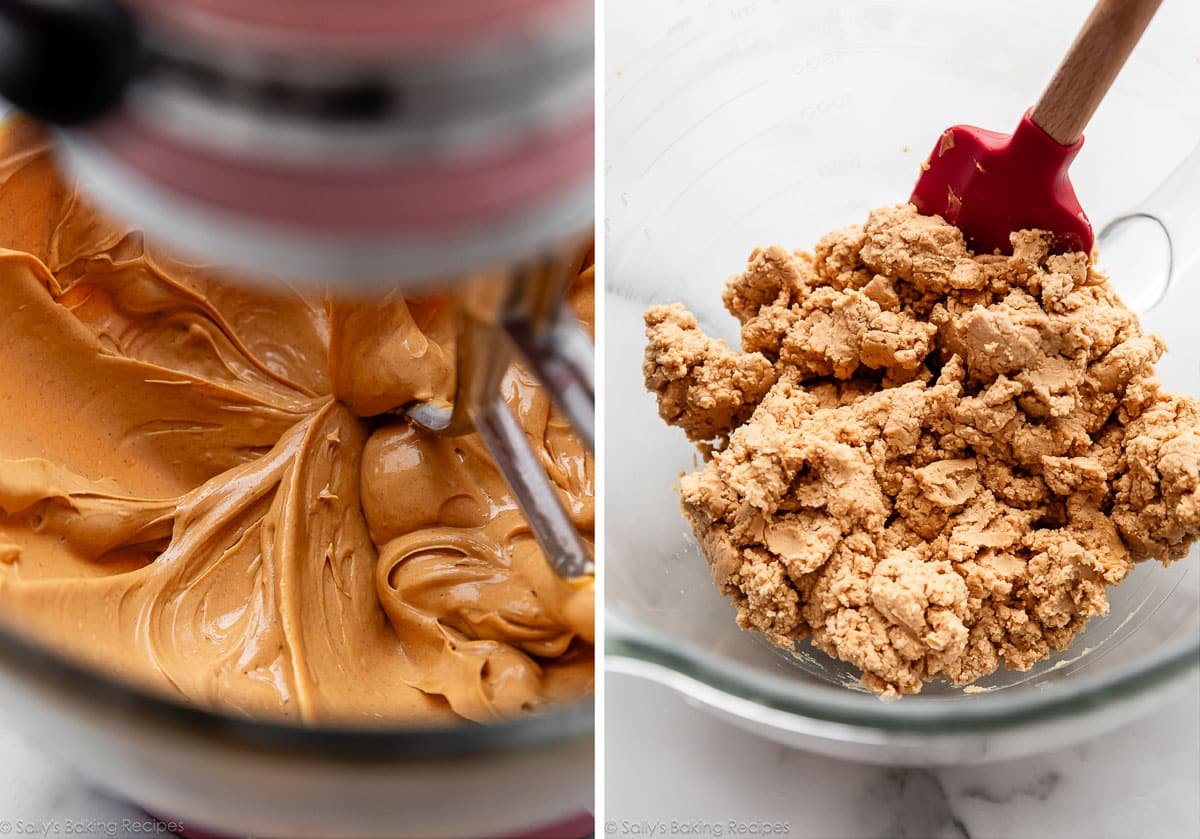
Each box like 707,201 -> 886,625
604,0 -> 1200,766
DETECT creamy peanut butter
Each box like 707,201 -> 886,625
0,117 -> 593,724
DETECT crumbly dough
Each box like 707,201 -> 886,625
644,204 -> 1200,697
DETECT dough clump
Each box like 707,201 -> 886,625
644,204 -> 1200,696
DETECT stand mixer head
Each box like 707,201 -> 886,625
0,0 -> 595,577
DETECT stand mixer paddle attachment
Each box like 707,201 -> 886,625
406,247 -> 596,579
0,0 -> 596,578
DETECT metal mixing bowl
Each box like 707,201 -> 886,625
0,103 -> 593,839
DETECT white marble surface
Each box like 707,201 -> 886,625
0,719 -> 181,839
604,671 -> 1200,839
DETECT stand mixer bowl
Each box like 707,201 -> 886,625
0,109 -> 596,839
0,1 -> 596,833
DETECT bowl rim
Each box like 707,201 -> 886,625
607,606 -> 1200,732
0,616 -> 593,761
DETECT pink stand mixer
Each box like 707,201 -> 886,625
0,0 -> 596,579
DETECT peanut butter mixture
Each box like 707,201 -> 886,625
0,118 -> 593,724
644,205 -> 1200,697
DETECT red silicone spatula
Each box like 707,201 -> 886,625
911,0 -> 1162,256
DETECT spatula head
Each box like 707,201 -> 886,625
910,112 -> 1093,256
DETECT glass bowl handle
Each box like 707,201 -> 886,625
1099,140 -> 1200,312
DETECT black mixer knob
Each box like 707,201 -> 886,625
0,0 -> 138,125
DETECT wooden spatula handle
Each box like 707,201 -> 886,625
1031,0 -> 1162,146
